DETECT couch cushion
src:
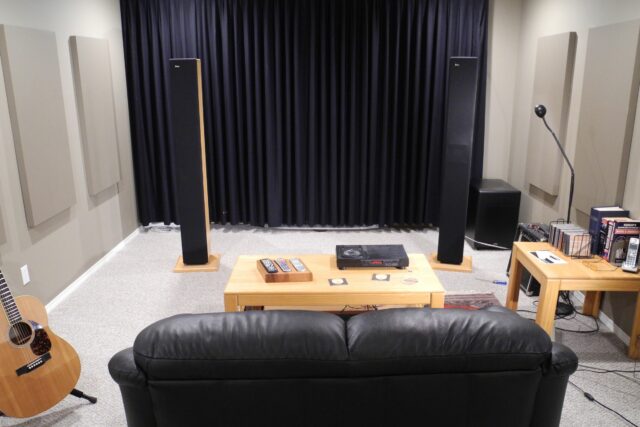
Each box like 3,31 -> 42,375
346,308 -> 551,376
134,310 -> 348,380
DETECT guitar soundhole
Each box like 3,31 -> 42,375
8,321 -> 33,346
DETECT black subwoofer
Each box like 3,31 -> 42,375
437,57 -> 480,264
467,179 -> 521,249
169,58 -> 211,265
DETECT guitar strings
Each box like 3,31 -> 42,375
0,275 -> 31,351
1,271 -> 35,362
0,277 -> 34,363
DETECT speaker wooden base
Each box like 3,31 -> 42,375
174,254 -> 221,273
428,253 -> 472,273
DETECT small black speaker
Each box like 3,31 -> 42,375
467,179 -> 521,249
437,57 -> 480,264
169,58 -> 211,265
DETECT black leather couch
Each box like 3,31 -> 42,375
109,306 -> 577,427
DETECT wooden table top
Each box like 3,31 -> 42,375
224,253 -> 444,295
514,241 -> 640,282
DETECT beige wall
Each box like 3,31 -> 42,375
488,0 -> 640,336
0,0 -> 137,303
484,0 -> 523,180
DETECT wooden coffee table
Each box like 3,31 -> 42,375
224,254 -> 445,312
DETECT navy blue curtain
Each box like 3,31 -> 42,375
121,0 -> 487,227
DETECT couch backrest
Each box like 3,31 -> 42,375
347,307 -> 551,376
134,310 -> 349,380
133,307 -> 552,381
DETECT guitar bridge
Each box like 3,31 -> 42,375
16,352 -> 51,376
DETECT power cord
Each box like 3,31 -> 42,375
555,316 -> 599,334
577,363 -> 640,376
516,306 -> 599,333
568,380 -> 638,426
464,236 -> 510,250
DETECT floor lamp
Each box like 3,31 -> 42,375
533,104 -> 574,316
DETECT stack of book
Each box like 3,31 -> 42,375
599,217 -> 640,266
589,206 -> 640,266
589,206 -> 629,254
548,222 -> 591,257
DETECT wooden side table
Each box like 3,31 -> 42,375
506,241 -> 640,359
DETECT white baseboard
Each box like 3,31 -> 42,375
571,291 -> 631,346
46,227 -> 141,312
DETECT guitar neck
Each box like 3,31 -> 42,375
0,270 -> 22,324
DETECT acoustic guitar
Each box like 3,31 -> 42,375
0,269 -> 80,418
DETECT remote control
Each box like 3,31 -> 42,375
289,258 -> 306,272
275,258 -> 292,272
260,258 -> 278,274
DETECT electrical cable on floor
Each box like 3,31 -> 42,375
464,236 -> 510,250
516,299 -> 599,333
578,364 -> 640,374
554,318 -> 599,333
568,380 -> 639,427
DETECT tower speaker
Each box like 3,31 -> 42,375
169,58 -> 216,269
436,57 -> 480,265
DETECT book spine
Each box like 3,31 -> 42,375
589,211 -> 598,253
589,209 -> 606,254
554,225 -> 562,248
589,208 -> 599,243
603,220 -> 616,261
599,219 -> 610,256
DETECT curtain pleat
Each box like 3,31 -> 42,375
121,0 -> 488,227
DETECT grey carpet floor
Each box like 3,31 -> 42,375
2,226 -> 639,426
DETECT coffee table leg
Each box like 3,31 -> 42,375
430,292 -> 444,309
536,279 -> 560,336
506,249 -> 523,310
224,294 -> 240,312
629,292 -> 640,359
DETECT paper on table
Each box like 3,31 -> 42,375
530,250 -> 567,264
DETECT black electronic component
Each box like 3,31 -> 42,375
508,223 -> 549,296
260,259 -> 278,274
336,245 -> 409,270
467,179 -> 521,249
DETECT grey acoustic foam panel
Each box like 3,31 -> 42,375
526,32 -> 577,196
0,25 -> 75,227
574,20 -> 640,216
0,207 -> 5,244
70,36 -> 120,196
